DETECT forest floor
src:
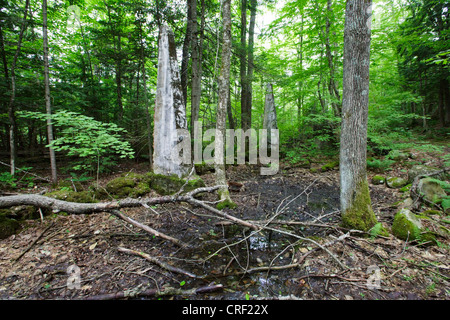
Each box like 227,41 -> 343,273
0,149 -> 449,300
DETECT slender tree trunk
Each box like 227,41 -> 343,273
240,0 -> 248,130
325,0 -> 341,117
181,0 -> 193,105
340,0 -> 377,231
443,78 -> 450,126
297,15 -> 304,125
116,33 -> 124,121
190,0 -> 202,131
43,0 -> 57,183
215,0 -> 234,207
438,79 -> 445,127
138,14 -> 153,168
8,0 -> 30,176
245,0 -> 256,128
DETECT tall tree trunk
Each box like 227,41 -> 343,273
340,0 -> 377,232
325,0 -> 341,117
443,78 -> 450,126
181,0 -> 193,105
190,0 -> 203,131
240,0 -> 248,130
43,0 -> 57,183
245,0 -> 256,129
137,12 -> 153,168
438,78 -> 445,127
215,0 -> 235,208
8,0 -> 30,176
297,15 -> 304,125
116,33 -> 124,121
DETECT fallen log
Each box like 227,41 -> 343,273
84,284 -> 224,300
0,186 -> 222,214
0,186 -> 259,247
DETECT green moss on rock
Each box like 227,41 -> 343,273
371,175 -> 385,185
386,177 -> 408,189
105,176 -> 137,198
392,208 -> 422,241
321,160 -> 339,172
0,213 -> 20,239
45,190 -> 98,203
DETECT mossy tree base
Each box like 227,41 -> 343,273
341,181 -> 378,232
216,188 -> 237,210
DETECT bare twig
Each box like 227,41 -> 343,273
117,247 -> 198,278
13,222 -> 54,263
111,210 -> 187,248
84,284 -> 223,300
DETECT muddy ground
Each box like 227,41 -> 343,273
0,160 -> 449,300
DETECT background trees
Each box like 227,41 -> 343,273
0,0 -> 448,181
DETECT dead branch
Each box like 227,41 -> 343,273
117,246 -> 199,278
111,210 -> 187,248
0,186 -> 223,214
84,284 -> 224,300
12,222 -> 54,263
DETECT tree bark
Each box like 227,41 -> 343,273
245,0 -> 257,126
153,25 -> 190,177
325,0 -> 341,117
215,0 -> 234,207
43,0 -> 57,183
240,0 -> 249,130
8,0 -> 30,176
181,0 -> 193,105
339,0 -> 377,232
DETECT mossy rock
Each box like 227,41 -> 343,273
105,176 -> 138,198
407,165 -> 445,184
194,162 -> 214,175
0,213 -> 20,239
44,190 -> 98,203
102,172 -> 206,198
387,150 -> 410,161
321,160 -> 339,172
146,172 -> 206,196
391,209 -> 443,244
386,177 -> 408,189
392,208 -> 423,241
371,175 -> 385,185
417,178 -> 447,204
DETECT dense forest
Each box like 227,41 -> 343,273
0,0 -> 449,301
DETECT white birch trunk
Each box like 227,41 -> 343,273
153,25 -> 190,178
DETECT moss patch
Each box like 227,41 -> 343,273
392,209 -> 422,241
371,175 -> 385,185
148,173 -> 205,195
386,177 -> 408,189
44,190 -> 98,203
0,213 -> 20,239
105,176 -> 138,198
341,180 -> 378,232
321,160 -> 339,172
216,188 -> 237,210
